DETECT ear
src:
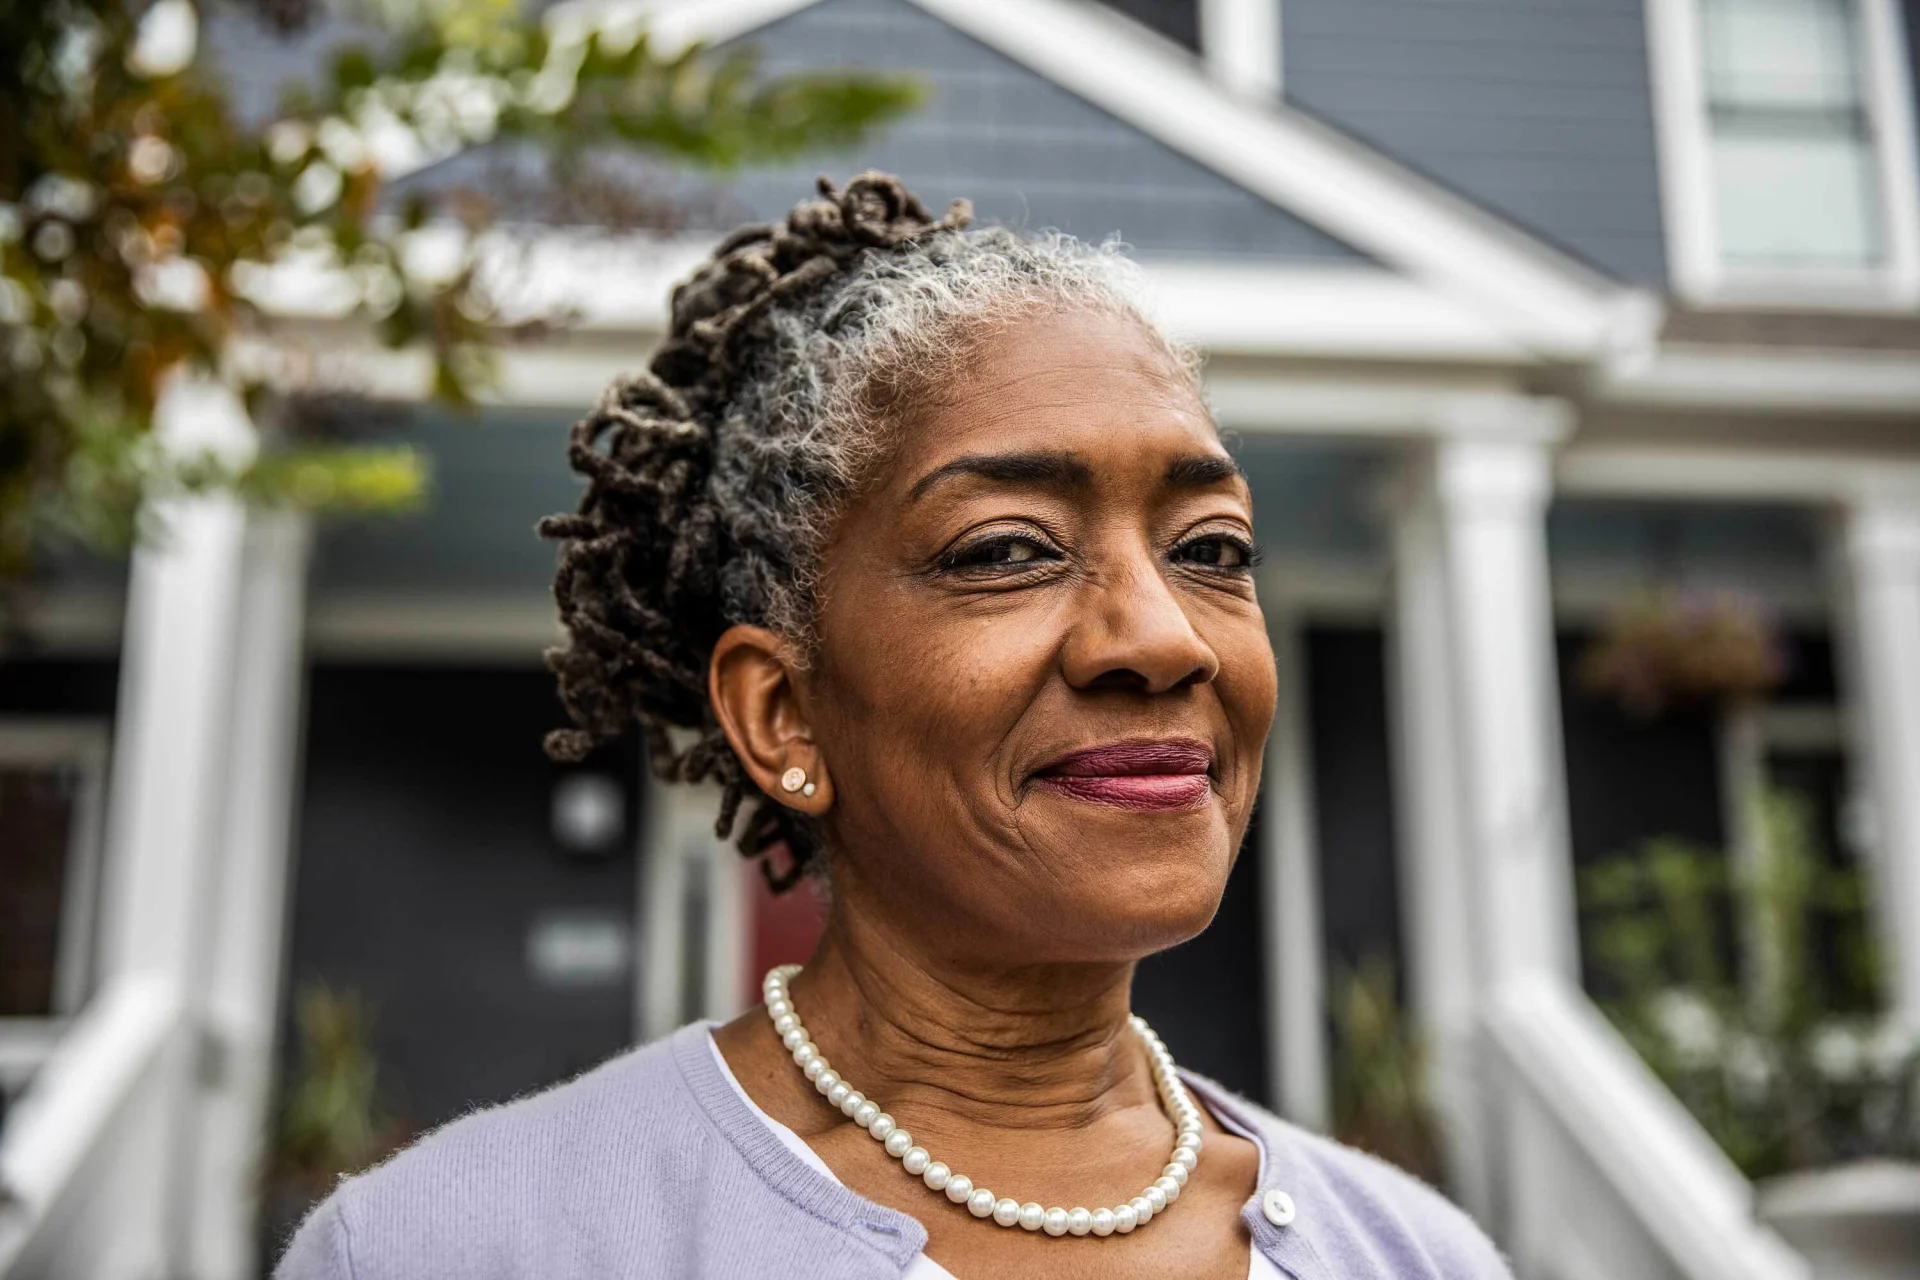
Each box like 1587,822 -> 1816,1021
708,625 -> 833,815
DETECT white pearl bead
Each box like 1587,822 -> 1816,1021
840,1090 -> 865,1117
782,1028 -> 807,1051
1143,1185 -> 1167,1214
884,1129 -> 913,1158
1130,1194 -> 1153,1225
1090,1207 -> 1116,1237
1155,1175 -> 1181,1204
803,1057 -> 828,1082
1018,1202 -> 1044,1231
814,1068 -> 839,1094
992,1198 -> 1020,1227
868,1114 -> 895,1141
967,1188 -> 996,1218
1176,1131 -> 1202,1153
793,1041 -> 818,1066
852,1101 -> 880,1128
1066,1208 -> 1092,1236
1042,1207 -> 1068,1237
772,1013 -> 797,1035
945,1175 -> 973,1204
902,1147 -> 930,1176
768,999 -> 792,1019
1163,1162 -> 1189,1186
1114,1204 -> 1137,1233
922,1161 -> 949,1190
1171,1146 -> 1197,1171
827,1082 -> 852,1109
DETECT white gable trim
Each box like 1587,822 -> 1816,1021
237,233 -> 1543,385
564,0 -> 1627,357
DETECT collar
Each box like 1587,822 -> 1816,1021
671,1021 -> 1330,1278
669,1021 -> 930,1270
1181,1072 -> 1335,1280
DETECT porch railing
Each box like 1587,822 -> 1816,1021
0,974 -> 185,1279
1484,977 -> 1810,1280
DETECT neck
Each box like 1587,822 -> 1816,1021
785,898 -> 1157,1134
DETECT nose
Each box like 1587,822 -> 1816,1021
1061,550 -> 1220,695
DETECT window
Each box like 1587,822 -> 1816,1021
1649,0 -> 1919,303
1702,0 -> 1883,268
0,722 -> 108,1020
1093,0 -> 1200,51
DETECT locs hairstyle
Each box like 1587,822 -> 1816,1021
538,173 -> 1194,890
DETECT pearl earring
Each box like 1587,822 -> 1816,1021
780,766 -> 817,798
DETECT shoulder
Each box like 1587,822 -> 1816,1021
1284,1122 -> 1511,1276
1193,1082 -> 1512,1280
273,1028 -> 713,1280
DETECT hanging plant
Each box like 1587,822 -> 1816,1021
1578,588 -> 1787,718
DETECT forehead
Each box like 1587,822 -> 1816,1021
886,308 -> 1218,480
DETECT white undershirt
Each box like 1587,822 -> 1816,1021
707,1034 -> 1284,1279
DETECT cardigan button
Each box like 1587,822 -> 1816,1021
1261,1189 -> 1296,1227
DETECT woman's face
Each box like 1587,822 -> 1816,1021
799,307 -> 1277,965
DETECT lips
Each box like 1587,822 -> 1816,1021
1029,739 -> 1214,813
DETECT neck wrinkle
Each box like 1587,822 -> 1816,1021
786,901 -> 1161,1134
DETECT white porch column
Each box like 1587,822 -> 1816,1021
1387,399 -> 1579,1228
188,509 -> 312,1280
1262,600 -> 1329,1128
95,373 -> 256,1275
1836,497 -> 1920,1027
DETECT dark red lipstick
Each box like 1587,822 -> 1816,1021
1030,738 -> 1213,812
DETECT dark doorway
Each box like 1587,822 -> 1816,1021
282,665 -> 642,1136
1133,794 -> 1271,1105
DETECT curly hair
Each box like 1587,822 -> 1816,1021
538,172 -> 1193,890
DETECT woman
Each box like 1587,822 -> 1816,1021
277,174 -> 1511,1280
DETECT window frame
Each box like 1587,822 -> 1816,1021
1647,0 -> 1920,308
0,719 -> 111,1037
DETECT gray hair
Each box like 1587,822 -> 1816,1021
539,173 -> 1195,888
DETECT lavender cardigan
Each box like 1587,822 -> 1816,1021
275,1021 -> 1511,1279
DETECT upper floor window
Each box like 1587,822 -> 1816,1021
1651,0 -> 1919,304
1702,0 -> 1883,268
1093,0 -> 1200,51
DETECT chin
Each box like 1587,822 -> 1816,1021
1024,808 -> 1238,961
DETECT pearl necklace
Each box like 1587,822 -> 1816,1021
762,964 -> 1202,1238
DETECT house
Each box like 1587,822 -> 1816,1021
3,0 -> 1917,1276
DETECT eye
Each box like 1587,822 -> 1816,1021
941,532 -> 1063,573
1174,532 -> 1259,571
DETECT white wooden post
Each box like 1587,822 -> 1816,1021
187,509 -> 312,1280
1387,399 -> 1579,1231
639,779 -> 747,1041
1262,599 -> 1329,1128
94,373 -> 255,1275
1199,0 -> 1282,99
1836,497 -> 1920,1027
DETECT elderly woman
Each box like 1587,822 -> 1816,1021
278,174 -> 1510,1280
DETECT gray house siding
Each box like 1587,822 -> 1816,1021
1281,0 -> 1668,283
726,0 -> 1362,261
387,0 -> 1367,263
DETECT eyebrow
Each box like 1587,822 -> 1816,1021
907,451 -> 1095,502
1165,453 -> 1244,489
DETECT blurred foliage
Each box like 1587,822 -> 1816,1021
1582,788 -> 1920,1178
1329,954 -> 1447,1187
0,0 -> 919,584
270,982 -> 409,1195
1578,588 -> 1788,718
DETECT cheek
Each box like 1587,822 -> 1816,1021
1213,613 -> 1279,798
811,588 -> 1061,795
